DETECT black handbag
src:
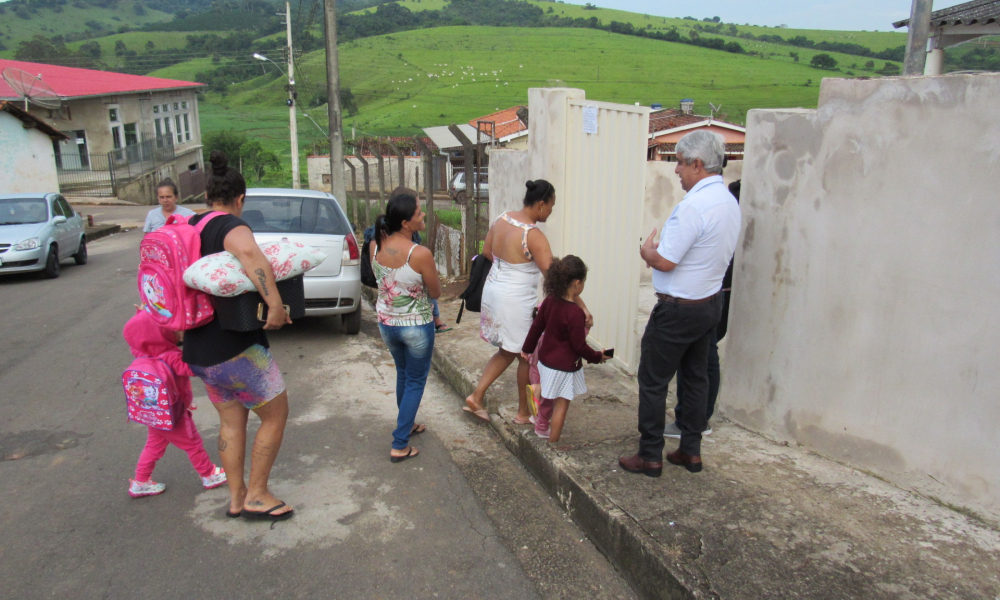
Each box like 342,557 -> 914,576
456,254 -> 492,324
213,275 -> 306,332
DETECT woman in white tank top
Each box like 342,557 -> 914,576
371,194 -> 442,463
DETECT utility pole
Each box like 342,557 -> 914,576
285,2 -> 300,188
323,0 -> 347,210
903,0 -> 933,76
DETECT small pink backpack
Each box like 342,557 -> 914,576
122,358 -> 182,430
138,212 -> 220,330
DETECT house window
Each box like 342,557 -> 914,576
183,113 -> 190,141
162,104 -> 169,113
153,105 -> 159,114
181,101 -> 188,110
123,123 -> 138,147
109,108 -> 119,122
112,126 -> 123,150
154,119 -> 162,138
173,102 -> 179,111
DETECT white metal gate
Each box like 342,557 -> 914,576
556,99 -> 649,372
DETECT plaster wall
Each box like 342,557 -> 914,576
0,112 -> 59,194
487,149 -> 530,223
308,155 -> 425,199
641,160 -> 742,282
722,73 -> 1000,515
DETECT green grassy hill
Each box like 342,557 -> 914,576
63,31 -> 222,70
0,0 -> 173,55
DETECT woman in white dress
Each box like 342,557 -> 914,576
464,180 -> 592,423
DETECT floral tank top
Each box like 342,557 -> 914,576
373,244 -> 434,327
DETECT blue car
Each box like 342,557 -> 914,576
0,193 -> 87,279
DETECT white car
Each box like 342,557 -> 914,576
242,189 -> 362,334
0,193 -> 87,279
449,171 -> 489,204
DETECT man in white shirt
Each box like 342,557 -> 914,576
620,131 -> 741,476
144,179 -> 195,234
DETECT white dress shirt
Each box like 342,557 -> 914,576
652,175 -> 741,300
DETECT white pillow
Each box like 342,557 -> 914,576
184,241 -> 328,297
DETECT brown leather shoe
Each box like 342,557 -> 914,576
666,450 -> 703,473
618,454 -> 663,478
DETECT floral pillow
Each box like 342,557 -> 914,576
183,241 -> 327,297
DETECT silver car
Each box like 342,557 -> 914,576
243,189 -> 362,334
0,193 -> 87,279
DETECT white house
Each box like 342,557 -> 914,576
0,101 -> 68,195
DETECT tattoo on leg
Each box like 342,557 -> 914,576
247,500 -> 265,507
254,268 -> 270,297
218,438 -> 229,452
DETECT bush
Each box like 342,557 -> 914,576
239,140 -> 281,182
810,53 -> 837,70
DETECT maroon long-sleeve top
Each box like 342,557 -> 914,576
522,296 -> 604,372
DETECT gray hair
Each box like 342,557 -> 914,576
676,130 -> 726,174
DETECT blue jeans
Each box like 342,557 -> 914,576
431,298 -> 440,319
378,321 -> 435,450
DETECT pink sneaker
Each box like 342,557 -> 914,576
129,478 -> 166,498
535,427 -> 551,439
201,466 -> 227,489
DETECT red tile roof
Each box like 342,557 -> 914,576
0,59 -> 204,101
648,109 -> 705,134
470,106 -> 527,141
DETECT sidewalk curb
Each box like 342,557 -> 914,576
85,224 -> 121,242
429,345 -> 706,600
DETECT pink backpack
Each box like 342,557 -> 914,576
138,212 -> 220,330
122,358 -> 182,431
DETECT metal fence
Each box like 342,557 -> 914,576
56,136 -> 175,197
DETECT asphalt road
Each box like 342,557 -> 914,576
0,227 -> 636,600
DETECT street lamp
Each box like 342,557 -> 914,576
253,44 -> 300,187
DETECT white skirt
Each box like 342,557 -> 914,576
538,362 -> 587,401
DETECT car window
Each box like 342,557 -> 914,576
50,199 -> 65,218
57,197 -> 74,217
0,199 -> 49,225
244,196 -> 350,235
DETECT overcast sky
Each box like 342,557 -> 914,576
566,1 -> 968,32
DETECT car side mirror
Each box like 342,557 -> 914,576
53,216 -> 67,225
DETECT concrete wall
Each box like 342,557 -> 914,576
308,155 -> 426,197
0,112 -> 60,194
642,160 -> 742,282
722,73 -> 1000,516
117,164 -> 175,205
487,149 -> 530,223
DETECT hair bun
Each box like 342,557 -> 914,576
209,150 -> 229,176
525,180 -> 536,190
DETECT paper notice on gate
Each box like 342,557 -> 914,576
582,107 -> 598,134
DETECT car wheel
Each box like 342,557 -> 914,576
74,237 -> 88,265
42,245 -> 60,279
343,303 -> 362,335
455,191 -> 467,205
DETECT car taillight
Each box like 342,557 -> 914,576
343,234 -> 360,266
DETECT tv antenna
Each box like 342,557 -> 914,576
709,102 -> 722,120
2,68 -> 62,111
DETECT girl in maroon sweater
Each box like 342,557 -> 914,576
521,256 -> 608,442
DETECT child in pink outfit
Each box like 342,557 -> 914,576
123,310 -> 226,497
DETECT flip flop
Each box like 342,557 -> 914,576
435,324 -> 453,333
225,509 -> 241,519
513,415 -> 536,425
390,447 -> 419,463
411,423 -> 426,435
525,385 -> 539,417
240,502 -> 294,521
463,406 -> 490,422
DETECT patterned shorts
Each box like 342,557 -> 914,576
191,345 -> 286,411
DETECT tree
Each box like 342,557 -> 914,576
134,1 -> 146,15
865,60 -> 875,70
239,140 -> 281,183
146,40 -> 155,50
114,39 -> 128,57
810,53 -> 837,70
879,62 -> 901,75
789,51 -> 799,62
79,41 -> 102,58
203,130 -> 249,165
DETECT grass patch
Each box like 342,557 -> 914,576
436,209 -> 461,229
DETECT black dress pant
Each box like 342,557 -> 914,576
637,294 -> 722,460
675,289 -> 730,424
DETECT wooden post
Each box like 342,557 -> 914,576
361,157 -> 372,226
415,136 -> 436,253
386,138 -> 406,190
322,0 -> 347,208
375,141 -> 386,213
343,158 -> 356,227
449,124 -> 476,275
